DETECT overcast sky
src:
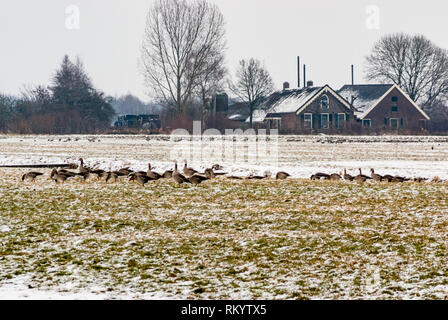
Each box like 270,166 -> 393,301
1,0 -> 447,101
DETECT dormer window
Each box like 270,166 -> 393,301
392,96 -> 398,102
321,95 -> 329,110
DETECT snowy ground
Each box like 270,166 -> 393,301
0,134 -> 447,179
0,134 -> 448,300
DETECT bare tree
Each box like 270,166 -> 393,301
230,58 -> 274,127
194,49 -> 227,127
140,0 -> 226,115
365,33 -> 448,108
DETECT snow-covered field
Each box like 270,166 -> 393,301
0,134 -> 448,300
0,134 -> 447,179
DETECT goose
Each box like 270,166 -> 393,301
21,172 -> 43,182
246,172 -> 271,180
147,163 -> 162,180
276,172 -> 290,180
370,169 -> 383,182
356,169 -> 372,180
382,174 -> 394,182
133,174 -> 152,187
313,173 -> 331,180
227,176 -> 244,180
354,175 -> 368,183
162,170 -> 173,179
58,169 -> 79,178
414,177 -> 428,183
78,158 -> 90,175
117,167 -> 133,176
392,175 -> 409,183
204,168 -> 216,179
330,173 -> 342,181
343,170 -> 354,181
188,174 -> 209,185
183,161 -> 198,177
50,169 -> 68,184
212,164 -> 224,171
173,162 -> 191,185
106,171 -> 119,183
128,171 -> 147,182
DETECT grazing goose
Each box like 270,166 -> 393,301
188,174 -> 209,185
58,169 -> 79,178
128,171 -> 147,182
276,171 -> 290,180
312,173 -> 331,180
227,176 -> 244,180
147,163 -> 162,180
162,170 -> 173,179
21,172 -> 43,182
414,177 -> 428,183
370,169 -> 383,182
183,161 -> 198,177
330,173 -> 342,181
105,171 -> 119,183
134,174 -> 152,187
50,169 -> 68,184
173,162 -> 191,185
246,171 -> 271,180
343,169 -> 354,181
117,167 -> 133,176
382,174 -> 394,182
392,175 -> 409,183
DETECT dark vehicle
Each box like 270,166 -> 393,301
114,114 -> 161,132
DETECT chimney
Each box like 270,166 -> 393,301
351,65 -> 354,85
283,82 -> 290,90
307,80 -> 314,87
297,56 -> 301,88
303,64 -> 306,88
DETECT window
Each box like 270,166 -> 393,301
390,118 -> 399,129
384,118 -> 388,125
391,106 -> 398,112
320,114 -> 329,129
336,113 -> 346,129
303,113 -> 313,129
392,96 -> 398,102
321,95 -> 329,110
362,119 -> 371,128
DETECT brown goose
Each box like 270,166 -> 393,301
312,173 -> 331,180
173,162 -> 191,185
227,175 -> 244,180
354,175 -> 368,183
188,174 -> 209,185
330,173 -> 342,181
382,174 -> 394,182
343,169 -> 354,181
356,169 -> 372,180
183,161 -> 198,177
212,164 -> 224,171
276,171 -> 290,180
50,169 -> 68,184
133,174 -> 152,186
147,163 -> 162,180
21,172 -> 43,182
370,169 -> 383,182
204,168 -> 216,179
162,170 -> 173,179
105,171 -> 119,183
392,175 -> 409,183
128,171 -> 147,182
246,172 -> 271,180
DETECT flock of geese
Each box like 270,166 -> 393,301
20,158 -> 291,186
20,158 -> 430,186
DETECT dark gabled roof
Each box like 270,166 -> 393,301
247,87 -> 323,122
338,84 -> 394,116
